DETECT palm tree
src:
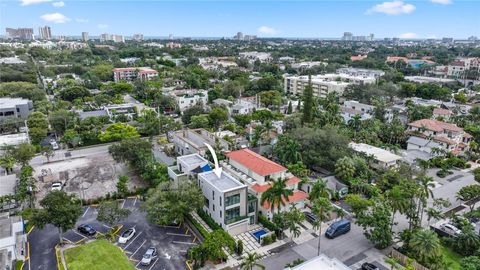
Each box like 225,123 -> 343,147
308,178 -> 332,202
386,185 -> 408,231
260,179 -> 293,215
416,175 -> 435,226
285,204 -> 305,242
312,197 -> 333,256
334,207 -> 345,221
0,155 -> 16,174
409,229 -> 441,264
348,114 -> 362,139
240,252 -> 265,270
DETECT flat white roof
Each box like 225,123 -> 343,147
199,171 -> 246,192
0,98 -> 31,108
349,142 -> 402,163
285,254 -> 350,270
177,154 -> 208,167
0,133 -> 29,146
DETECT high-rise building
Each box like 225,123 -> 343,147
100,33 -> 111,42
82,32 -> 89,42
5,28 -> 34,40
38,26 -> 52,40
168,34 -> 173,40
342,32 -> 353,41
133,33 -> 143,41
113,35 -> 124,43
235,32 -> 244,40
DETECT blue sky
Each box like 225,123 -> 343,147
1,0 -> 479,38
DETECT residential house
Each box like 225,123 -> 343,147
222,149 -> 308,220
170,129 -> 230,157
341,100 -> 374,123
284,254 -> 350,270
349,143 -> 402,169
167,153 -> 210,186
169,89 -> 208,113
432,108 -> 453,121
0,98 -> 33,121
406,119 -> 472,155
0,214 -> 26,270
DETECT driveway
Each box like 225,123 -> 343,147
28,197 -> 199,270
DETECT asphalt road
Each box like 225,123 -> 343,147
28,197 -> 199,270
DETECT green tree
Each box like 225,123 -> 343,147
457,184 -> 480,212
274,135 -> 302,165
31,191 -> 83,243
258,90 -> 282,108
334,157 -> 355,182
97,200 -> 131,226
49,110 -> 77,135
308,178 -> 332,201
13,143 -> 36,165
452,229 -> 480,256
41,146 -> 55,163
116,175 -> 129,196
0,153 -> 16,174
355,198 -> 393,249
91,64 -> 114,81
460,256 -> 480,270
409,229 -> 442,265
59,85 -> 91,102
260,179 -> 293,215
208,107 -> 228,129
143,182 -> 203,225
240,252 -> 265,270
301,76 -> 314,124
284,205 -> 305,241
190,114 -> 210,128
99,123 -> 140,142
27,111 -> 49,129
312,197 -> 333,255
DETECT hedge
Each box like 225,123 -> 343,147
197,208 -> 222,230
258,214 -> 277,232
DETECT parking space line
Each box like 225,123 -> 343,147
103,224 -> 113,229
185,228 -> 190,235
123,231 -> 143,250
62,237 -> 73,244
166,232 -> 191,237
148,257 -> 160,270
133,197 -> 138,206
159,225 -> 181,229
192,236 -> 197,243
129,239 -> 147,259
120,199 -> 126,208
172,241 -> 197,245
82,207 -> 90,217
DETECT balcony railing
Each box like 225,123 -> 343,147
225,215 -> 248,225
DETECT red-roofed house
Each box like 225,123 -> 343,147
224,149 -> 307,219
432,108 -> 453,121
406,119 -> 471,155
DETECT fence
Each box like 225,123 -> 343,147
390,249 -> 430,270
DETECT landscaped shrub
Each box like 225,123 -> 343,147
258,214 -> 277,232
236,239 -> 243,255
262,235 -> 272,245
437,169 -> 453,178
197,209 -> 221,230
271,233 -> 277,242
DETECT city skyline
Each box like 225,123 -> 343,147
1,0 -> 479,39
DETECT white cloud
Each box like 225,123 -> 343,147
19,0 -> 51,6
366,1 -> 416,15
97,24 -> 109,29
257,26 -> 278,35
399,32 -> 418,38
75,18 -> 89,23
52,1 -> 64,7
430,0 -> 452,4
40,12 -> 70,23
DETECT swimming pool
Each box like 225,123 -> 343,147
251,229 -> 268,240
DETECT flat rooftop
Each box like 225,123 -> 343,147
0,133 -> 29,147
177,154 -> 208,166
0,175 -> 16,197
199,171 -> 245,192
349,142 -> 402,163
0,98 -> 31,108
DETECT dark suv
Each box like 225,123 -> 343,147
361,262 -> 379,270
77,224 -> 96,236
303,212 -> 318,224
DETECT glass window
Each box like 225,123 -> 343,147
225,207 -> 240,223
225,194 -> 240,207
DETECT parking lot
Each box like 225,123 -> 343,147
29,197 -> 199,270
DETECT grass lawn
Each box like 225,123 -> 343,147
441,245 -> 462,270
64,240 -> 135,270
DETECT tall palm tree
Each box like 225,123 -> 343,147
285,204 -> 305,242
348,114 -> 362,139
409,229 -> 441,264
0,155 -> 16,174
312,197 -> 333,256
308,178 -> 332,202
240,252 -> 265,270
416,175 -> 435,226
386,185 -> 408,231
260,179 -> 293,215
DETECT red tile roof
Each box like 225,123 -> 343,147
262,191 -> 308,209
408,119 -> 463,133
286,176 -> 302,185
251,183 -> 271,193
225,149 -> 286,176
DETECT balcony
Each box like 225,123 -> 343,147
225,215 -> 249,225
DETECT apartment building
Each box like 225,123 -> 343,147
222,149 -> 307,219
5,28 -> 34,40
0,98 -> 33,121
336,67 -> 385,78
406,119 -> 472,155
112,67 -> 158,82
284,75 -> 350,98
0,215 -> 26,270
341,100 -> 375,123
82,32 -> 89,42
238,51 -> 272,63
170,129 -> 230,157
349,143 -> 402,169
169,89 -> 208,112
38,26 -> 51,40
404,76 -> 456,84
104,104 -> 137,120
198,170 -> 250,235
167,153 -> 210,186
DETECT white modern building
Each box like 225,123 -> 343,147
336,67 -> 385,78
0,215 -> 26,270
341,100 -> 375,123
284,254 -> 350,270
170,129 -> 230,157
239,51 -> 272,63
198,170 -> 250,235
349,142 -> 403,169
404,76 -> 456,84
168,154 -> 210,186
284,75 -> 350,98
113,67 -> 158,82
170,89 -> 208,112
0,98 -> 33,121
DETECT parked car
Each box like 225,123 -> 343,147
303,212 -> 318,224
325,219 -> 351,239
361,262 -> 379,270
118,228 -> 136,244
77,224 -> 96,236
141,247 -> 157,266
440,223 -> 462,236
51,182 -> 63,191
50,139 -> 59,150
